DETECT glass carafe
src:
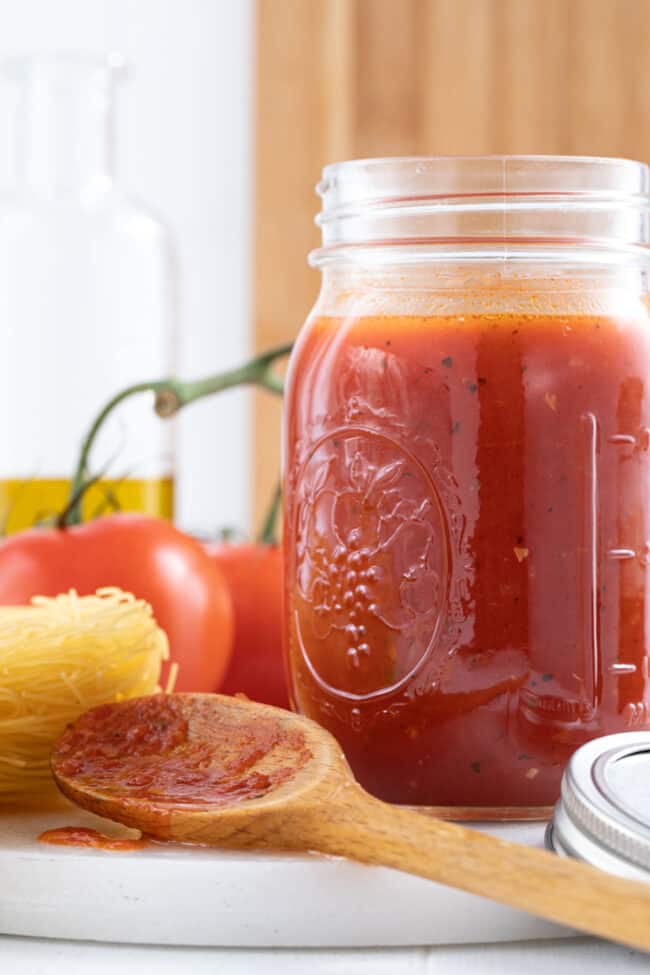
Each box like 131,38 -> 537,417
0,54 -> 176,533
284,155 -> 650,818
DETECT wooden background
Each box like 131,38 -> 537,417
253,0 -> 650,522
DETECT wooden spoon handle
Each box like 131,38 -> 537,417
315,789 -> 650,952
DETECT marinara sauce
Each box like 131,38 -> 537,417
283,157 -> 650,814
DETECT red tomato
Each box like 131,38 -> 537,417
204,541 -> 289,708
0,514 -> 233,693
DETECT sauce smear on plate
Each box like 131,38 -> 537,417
38,826 -> 148,851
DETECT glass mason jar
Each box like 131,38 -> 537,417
0,54 -> 176,533
284,156 -> 650,818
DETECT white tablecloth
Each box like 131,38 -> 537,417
1,937 -> 647,974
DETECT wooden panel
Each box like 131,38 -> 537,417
253,0 -> 336,528
422,0 -> 499,154
417,0 -> 571,156
353,0 -> 427,157
567,0 -> 650,160
489,0 -> 570,154
253,0 -> 650,522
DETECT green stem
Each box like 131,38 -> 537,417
258,481 -> 282,545
57,465 -> 114,530
65,342 -> 293,527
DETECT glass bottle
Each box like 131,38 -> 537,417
284,155 -> 650,817
0,53 -> 176,533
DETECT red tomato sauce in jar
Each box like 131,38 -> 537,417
284,310 -> 650,809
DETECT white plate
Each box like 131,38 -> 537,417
0,798 -> 573,947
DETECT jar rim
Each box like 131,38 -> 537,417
313,155 -> 650,264
319,155 -> 650,200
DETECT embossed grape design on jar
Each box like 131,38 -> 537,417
294,429 -> 448,698
283,157 -> 650,816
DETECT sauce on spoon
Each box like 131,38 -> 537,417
52,694 -> 313,809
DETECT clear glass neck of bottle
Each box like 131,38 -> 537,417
4,53 -> 125,199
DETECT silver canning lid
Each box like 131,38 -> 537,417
547,732 -> 650,881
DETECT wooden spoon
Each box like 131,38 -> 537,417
52,692 -> 650,952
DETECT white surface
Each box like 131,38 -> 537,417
0,936 -> 647,975
0,0 -> 253,533
0,802 -> 572,949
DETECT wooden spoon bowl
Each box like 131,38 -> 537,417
52,692 -> 350,849
52,692 -> 650,952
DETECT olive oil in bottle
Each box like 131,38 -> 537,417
0,477 -> 174,534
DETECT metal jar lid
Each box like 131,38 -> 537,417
547,732 -> 650,881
